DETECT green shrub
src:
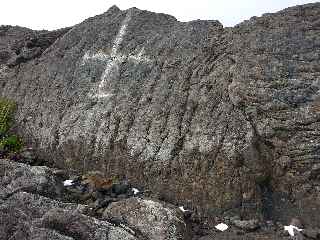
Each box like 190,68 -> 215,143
0,98 -> 23,155
0,135 -> 23,152
0,98 -> 16,134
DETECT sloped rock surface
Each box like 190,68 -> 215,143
0,3 -> 320,224
0,25 -> 69,67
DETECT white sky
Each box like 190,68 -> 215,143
0,0 -> 318,30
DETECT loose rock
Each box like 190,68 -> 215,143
103,197 -> 187,240
232,219 -> 260,231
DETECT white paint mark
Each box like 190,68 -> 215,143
178,206 -> 190,212
97,12 -> 131,96
284,225 -> 303,236
110,13 -> 131,58
82,51 -> 109,62
128,47 -> 151,64
215,223 -> 229,231
63,179 -> 74,186
132,187 -> 140,195
82,11 -> 151,99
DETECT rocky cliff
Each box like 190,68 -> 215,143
1,3 -> 320,225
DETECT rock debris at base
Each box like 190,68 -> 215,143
1,158 -> 320,240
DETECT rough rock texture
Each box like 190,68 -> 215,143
103,197 -> 187,240
1,159 -> 180,240
232,219 -> 259,231
0,25 -> 70,67
0,159 -> 65,199
1,3 -> 320,224
0,191 -> 137,240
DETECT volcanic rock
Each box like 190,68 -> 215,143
1,2 -> 320,225
103,197 -> 187,240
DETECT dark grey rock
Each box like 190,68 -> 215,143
112,182 -> 130,195
232,219 -> 260,231
116,193 -> 127,200
100,196 -> 117,207
302,228 -> 320,239
1,3 -> 320,225
0,191 -> 137,240
0,159 -> 64,199
197,231 -> 285,240
309,164 -> 320,180
103,197 -> 187,240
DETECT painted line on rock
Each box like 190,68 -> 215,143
81,11 -> 152,99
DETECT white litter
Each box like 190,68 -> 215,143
215,223 -> 229,231
132,188 -> 140,195
284,225 -> 303,236
63,180 -> 74,186
179,206 -> 189,212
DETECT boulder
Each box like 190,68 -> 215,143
0,159 -> 64,199
0,191 -> 137,240
103,197 -> 187,240
232,219 -> 260,231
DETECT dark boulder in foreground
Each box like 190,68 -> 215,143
0,159 -> 185,240
103,197 -> 187,240
1,3 -> 320,225
0,191 -> 138,240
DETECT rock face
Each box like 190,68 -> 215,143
1,3 -> 320,224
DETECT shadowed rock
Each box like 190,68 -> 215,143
0,190 -> 138,240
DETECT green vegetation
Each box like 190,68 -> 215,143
0,98 -> 23,155
255,174 -> 271,186
0,135 -> 23,152
0,98 -> 16,134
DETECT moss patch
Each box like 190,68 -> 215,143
0,98 -> 23,155
0,98 -> 16,134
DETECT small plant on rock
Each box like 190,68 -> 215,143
0,98 -> 23,156
0,98 -> 16,134
0,135 -> 23,153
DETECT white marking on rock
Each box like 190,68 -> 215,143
82,11 -> 151,99
128,47 -> 151,64
178,206 -> 190,212
215,223 -> 229,231
82,51 -> 109,62
284,225 -> 303,236
132,187 -> 140,195
63,180 -> 74,186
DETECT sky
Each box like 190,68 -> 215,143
0,0 -> 318,30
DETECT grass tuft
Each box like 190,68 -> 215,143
0,98 -> 23,155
